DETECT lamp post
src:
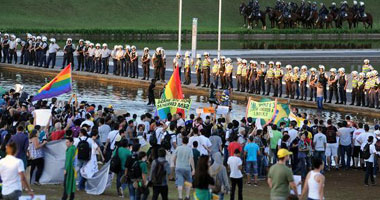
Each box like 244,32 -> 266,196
217,0 -> 222,59
178,0 -> 182,53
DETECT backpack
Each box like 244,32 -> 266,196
149,131 -> 158,146
161,132 -> 173,150
362,143 -> 371,160
151,160 -> 167,185
126,154 -> 142,180
77,137 -> 91,161
110,148 -> 122,174
376,140 -> 380,151
211,167 -> 222,194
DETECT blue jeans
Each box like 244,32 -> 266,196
313,151 -> 326,172
223,146 -> 229,165
128,183 -> 136,200
317,97 -> 323,110
339,145 -> 352,169
116,172 -> 128,192
297,157 -> 307,178
77,159 -> 87,190
219,193 -> 225,200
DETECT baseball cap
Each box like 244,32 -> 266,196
277,148 -> 293,158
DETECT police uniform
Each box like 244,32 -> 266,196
225,61 -> 234,89
62,41 -> 75,69
115,47 -> 124,76
257,66 -> 266,95
101,45 -> 111,74
195,57 -> 202,86
338,73 -> 347,104
273,67 -> 283,97
308,71 -> 318,101
300,71 -> 308,100
47,40 -> 59,68
211,61 -> 219,88
183,55 -> 193,85
8,37 -> 17,64
248,63 -> 258,93
241,63 -> 248,92
266,66 -> 274,95
327,72 -> 339,103
202,56 -> 211,87
160,50 -> 167,82
173,55 -> 182,80
357,76 -> 365,106
318,70 -> 328,102
2,36 -> 9,63
350,75 -> 359,105
291,70 -> 299,99
29,37 -> 36,66
23,37 -> 31,65
236,62 -> 242,91
152,50 -> 162,81
219,59 -> 226,89
369,76 -> 378,108
124,47 -> 131,77
131,48 -> 138,78
34,38 -> 42,67
284,69 -> 292,98
76,42 -> 85,71
20,40 -> 26,65
141,49 -> 151,80
40,39 -> 48,67
84,43 -> 90,71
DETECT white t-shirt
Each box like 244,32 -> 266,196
98,124 -> 111,144
357,132 -> 376,149
188,135 -> 200,149
227,156 -> 243,178
0,155 -> 24,195
313,133 -> 327,151
177,118 -> 185,127
198,135 -> 212,155
155,127 -> 165,145
74,136 -> 95,149
288,129 -> 298,144
107,130 -> 119,150
353,128 -> 365,146
81,120 -> 94,130
362,143 -> 377,163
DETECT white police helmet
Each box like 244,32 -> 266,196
351,71 -> 358,76
364,59 -> 370,64
259,61 -> 265,65
50,38 -> 56,43
4,33 -> 9,37
144,47 -> 149,51
176,52 -> 181,57
196,54 -> 201,59
237,58 -> 242,62
319,65 -> 325,70
226,58 -> 232,63
95,43 -> 100,47
294,66 -> 299,71
85,40 -> 90,44
42,36 -> 47,42
10,34 -> 16,39
213,58 -> 218,62
125,45 -> 130,50
338,68 -> 345,73
67,38 -> 72,41
353,1 -> 357,5
89,43 -> 94,46
79,39 -> 84,42
276,61 -> 281,66
204,52 -> 209,56
252,61 -> 258,65
332,2 -> 336,6
366,72 -> 372,78
360,1 -> 364,6
330,68 -> 336,73
359,72 -> 365,77
286,64 -> 292,69
242,59 -> 247,64
220,56 -> 226,60
310,68 -> 316,72
102,43 -> 107,47
16,38 -> 21,43
26,33 -> 32,39
373,70 -> 378,76
156,47 -> 161,52
131,45 -> 136,50
185,51 -> 190,57
36,36 -> 41,40
269,61 -> 274,65
301,65 -> 308,70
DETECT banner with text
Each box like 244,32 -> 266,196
246,98 -> 277,121
155,99 -> 192,111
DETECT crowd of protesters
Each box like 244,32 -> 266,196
1,82 -> 380,199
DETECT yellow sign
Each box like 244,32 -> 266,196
155,99 -> 192,111
246,98 -> 277,120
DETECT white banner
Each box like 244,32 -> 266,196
34,109 -> 51,126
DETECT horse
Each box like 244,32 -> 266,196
336,8 -> 354,29
266,7 -> 282,28
306,10 -> 318,29
329,9 -> 340,28
247,10 -> 267,30
355,13 -> 373,29
316,13 -> 334,29
283,13 -> 299,28
239,3 -> 249,27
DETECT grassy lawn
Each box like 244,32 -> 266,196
29,169 -> 380,200
0,0 -> 379,34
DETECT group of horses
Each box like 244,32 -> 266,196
239,2 -> 373,30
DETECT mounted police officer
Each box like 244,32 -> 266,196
352,1 -> 360,16
340,1 -> 348,18
359,1 -> 366,17
318,3 -> 329,21
330,2 -> 339,14
310,2 -> 318,16
253,0 -> 261,17
62,38 -> 75,69
76,39 -> 85,71
283,3 -> 292,19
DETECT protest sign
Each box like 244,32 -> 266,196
246,98 -> 277,121
155,99 -> 192,111
34,109 -> 51,126
19,195 -> 46,200
291,175 -> 302,195
216,106 -> 229,115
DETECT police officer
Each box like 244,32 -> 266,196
130,46 -> 138,78
359,1 -> 366,18
225,58 -> 234,89
202,52 -> 211,87
46,38 -> 60,68
23,33 -> 32,65
352,1 -> 359,16
327,68 -> 339,104
362,59 -> 373,75
101,43 -> 111,74
183,51 -> 193,85
195,54 -> 202,86
249,61 -> 258,93
373,70 -> 380,109
2,33 -> 9,63
330,2 -> 339,13
173,52 -> 183,80
338,68 -> 348,104
76,39 -> 85,71
84,41 -> 90,71
8,35 -> 17,64
211,58 -> 219,88
141,47 -> 151,80
308,68 -> 318,101
88,43 -> 95,72
350,71 -> 359,105
152,48 -> 162,81
235,58 -> 242,91
273,61 -> 283,97
115,45 -> 124,76
124,45 -> 131,77
219,56 -> 226,89
160,48 -> 167,82
266,61 -> 275,96
241,59 -> 248,92
19,38 -> 26,65
284,65 -> 292,98
357,72 -> 366,106
369,72 -> 378,108
299,65 -> 308,100
39,36 -> 48,67
318,3 -> 328,21
62,38 -> 75,69
93,43 -> 102,73
28,36 -> 36,66
257,62 -> 266,95
34,36 -> 42,67
291,66 -> 300,99
318,65 -> 328,102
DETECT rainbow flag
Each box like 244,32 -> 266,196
157,67 -> 184,119
32,64 -> 72,101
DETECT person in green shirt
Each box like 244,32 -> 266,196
62,137 -> 77,200
114,139 -> 132,197
269,124 -> 283,164
267,148 -> 298,200
136,151 -> 149,200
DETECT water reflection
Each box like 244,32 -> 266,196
0,69 -> 376,124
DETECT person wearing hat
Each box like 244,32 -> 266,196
183,51 -> 193,85
327,68 -> 339,104
123,45 -> 131,77
235,58 -> 242,91
266,61 -> 275,96
318,65 -> 328,103
1,33 -> 9,63
257,62 -> 266,95
195,54 -> 202,86
338,68 -> 348,104
173,52 -> 183,80
39,36 -> 48,67
362,59 -> 372,75
273,62 -> 283,97
87,43 -> 95,72
290,66 -> 300,99
283,65 -> 292,98
76,39 -> 85,71
152,48 -> 162,81
350,71 -> 359,105
22,34 -> 31,65
130,45 -> 138,78
211,58 -> 219,88
94,43 -> 102,73
248,61 -> 258,93
19,38 -> 26,65
225,58 -> 234,89
219,56 -> 226,89
202,52 -> 211,87
8,35 -> 18,64
357,72 -> 366,106
267,148 -> 298,199
308,68 -> 318,101
62,38 -> 75,69
34,36 -> 43,67
241,60 -> 248,92
300,65 -> 308,100
141,47 -> 151,80
115,45 -> 124,76
83,41 -> 90,71
45,38 -> 59,68
28,36 -> 36,66
101,43 -> 111,74
161,48 -> 167,82
369,72 -> 378,108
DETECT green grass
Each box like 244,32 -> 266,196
0,0 -> 379,34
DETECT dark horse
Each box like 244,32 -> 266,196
266,7 -> 281,28
353,12 -> 373,29
248,10 -> 267,30
336,8 -> 354,29
240,3 -> 250,27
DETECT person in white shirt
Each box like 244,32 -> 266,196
301,158 -> 325,200
0,143 -> 33,199
288,122 -> 298,145
357,125 -> 376,151
227,149 -> 243,200
8,35 -> 17,64
353,123 -> 365,168
80,114 -> 94,131
176,113 -> 185,128
362,136 -> 380,186
101,43 -> 111,74
94,43 -> 102,73
198,130 -> 212,156
88,43 -> 95,72
98,118 -> 111,146
115,45 -> 124,76
313,126 -> 327,162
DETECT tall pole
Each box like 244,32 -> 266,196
217,0 -> 222,59
178,0 -> 182,53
